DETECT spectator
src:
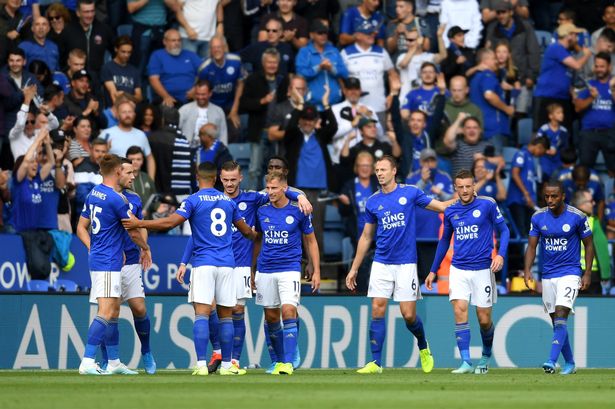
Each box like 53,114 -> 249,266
148,193 -> 181,234
0,167 -> 10,232
552,146 -> 578,180
484,1 -> 540,92
194,123 -> 232,190
533,22 -> 592,133
221,0 -> 248,52
493,41 -> 522,109
583,28 -> 615,80
556,9 -> 591,48
17,0 -> 40,20
340,116 -> 400,171
386,0 -> 431,57
148,28 -> 201,107
506,136 -> 549,236
295,19 -> 348,110
101,98 -> 155,180
480,0 -> 529,24
126,145 -> 157,208
18,17 -> 59,72
574,52 -> 615,175
196,35 -> 245,140
339,0 -> 386,47
52,48 -> 87,95
563,165 -> 606,220
63,0 -> 114,77
52,131 -> 76,233
266,74 -> 309,147
68,116 -> 94,168
469,48 -> 514,153
294,0 -> 340,27
73,137 -> 106,223
537,103 -> 568,182
64,69 -> 106,132
397,109 -> 431,174
396,24 -> 447,101
45,3 -> 71,67
239,47 -> 288,190
573,188 -> 611,295
473,157 -> 506,201
176,0 -> 223,58
331,77 -> 383,167
179,79 -> 228,147
440,25 -> 476,81
148,107 -> 193,198
439,0 -> 483,49
100,36 -> 143,107
443,113 -> 504,177
28,60 -> 52,89
443,75 -> 484,128
42,84 -> 67,121
38,130 -> 67,231
591,4 -> 615,51
283,92 -> 337,249
258,0 -> 309,51
240,17 -> 294,76
401,62 -> 448,126
0,0 -> 24,65
135,103 -> 160,136
341,20 -> 399,125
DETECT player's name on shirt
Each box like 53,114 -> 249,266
90,189 -> 108,201
197,193 -> 232,202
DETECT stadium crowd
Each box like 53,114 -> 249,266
0,0 -> 614,293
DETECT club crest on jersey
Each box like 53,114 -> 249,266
473,209 -> 481,218
226,66 -> 235,75
562,224 -> 571,232
398,197 -> 407,205
238,202 -> 247,211
286,216 -> 295,224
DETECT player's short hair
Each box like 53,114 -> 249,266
68,48 -> 87,60
265,170 -> 287,184
409,110 -> 428,121
99,154 -> 122,176
598,27 -> 615,44
571,189 -> 592,208
7,47 -> 25,60
560,146 -> 577,165
595,51 -> 611,65
195,78 -> 212,91
114,94 -> 136,110
530,136 -> 550,150
546,102 -> 563,115
476,48 -> 494,63
267,155 -> 289,171
572,165 -> 590,182
221,160 -> 241,173
454,169 -> 474,182
461,116 -> 481,128
558,8 -> 576,22
375,155 -> 398,170
197,161 -> 217,181
114,35 -> 133,49
543,179 -> 564,194
355,151 -> 374,168
120,157 -> 132,165
420,61 -> 437,72
262,47 -> 281,62
90,137 -> 107,147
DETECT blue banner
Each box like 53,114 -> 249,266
1,295 -> 614,369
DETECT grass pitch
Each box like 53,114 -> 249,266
1,369 -> 614,409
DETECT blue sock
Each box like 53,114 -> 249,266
209,309 -> 220,351
134,315 -> 151,354
84,316 -> 108,359
232,313 -> 245,361
193,315 -> 209,361
282,319 -> 298,364
455,322 -> 471,364
549,318 -> 568,363
561,333 -> 574,364
264,321 -> 278,363
480,323 -> 494,357
369,318 -> 386,366
219,317 -> 234,363
100,342 -> 108,363
406,316 -> 427,350
105,318 -> 120,361
267,321 -> 284,363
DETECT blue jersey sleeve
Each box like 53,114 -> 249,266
607,202 -> 615,221
576,88 -> 590,100
255,209 -> 263,233
175,197 -> 193,219
430,213 -> 453,273
231,202 -> 242,223
339,8 -> 354,34
364,200 -> 377,224
480,73 -> 499,96
553,44 -> 571,63
81,199 -> 90,219
113,194 -> 131,220
529,213 -> 540,237
492,203 -> 510,256
512,151 -> 525,170
181,236 -> 193,264
578,215 -> 593,239
301,213 -> 314,235
413,186 -> 433,209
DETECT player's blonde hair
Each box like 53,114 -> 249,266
265,170 -> 287,184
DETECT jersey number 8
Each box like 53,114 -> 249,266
210,208 -> 228,237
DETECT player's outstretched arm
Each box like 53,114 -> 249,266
303,232 -> 321,292
76,216 -> 91,251
425,198 -> 456,213
346,223 -> 375,290
234,218 -> 257,240
523,235 -> 539,289
580,235 -> 595,291
139,228 -> 152,271
122,212 -> 186,231
251,233 -> 263,291
491,222 -> 510,273
127,227 -> 150,251
426,221 -> 454,290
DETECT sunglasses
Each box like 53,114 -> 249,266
315,31 -> 328,35
49,15 -> 62,21
268,164 -> 284,170
266,28 -> 279,33
406,38 -> 417,42
496,10 -> 509,14
26,120 -> 36,125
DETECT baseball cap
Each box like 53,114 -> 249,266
557,22 -> 584,37
50,128 -> 66,143
72,69 -> 91,81
309,19 -> 329,34
344,77 -> 362,89
447,26 -> 469,39
357,117 -> 377,129
493,0 -> 513,11
299,104 -> 319,120
419,148 -> 437,161
356,20 -> 377,35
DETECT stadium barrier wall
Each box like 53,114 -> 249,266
2,294 -> 615,370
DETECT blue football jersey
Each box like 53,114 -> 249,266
81,184 -> 132,272
122,190 -> 143,265
256,201 -> 314,273
364,184 -> 432,264
232,190 -> 269,267
529,205 -> 592,279
444,196 -> 506,270
175,187 -> 241,268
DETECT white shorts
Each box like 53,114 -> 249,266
367,262 -> 422,302
89,264 -> 145,304
542,275 -> 581,314
188,265 -> 236,307
255,271 -> 301,308
235,266 -> 252,301
89,271 -> 121,302
449,266 -> 496,308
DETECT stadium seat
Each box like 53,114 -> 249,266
54,279 -> 79,292
517,118 -> 533,146
117,24 -> 133,37
27,279 -> 52,292
535,30 -> 552,52
228,143 -> 251,168
323,230 -> 343,259
497,284 -> 507,295
437,157 -> 452,178
420,282 -> 438,294
324,205 -> 343,230
595,152 -> 606,173
502,147 -> 518,167
341,237 -> 354,269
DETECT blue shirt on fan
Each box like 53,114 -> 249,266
506,147 -> 537,205
537,123 -> 567,180
81,184 -> 132,272
123,190 -> 143,266
406,170 -> 453,239
175,187 -> 241,268
576,78 -> 615,130
529,205 -> 592,279
11,172 -> 43,233
364,184 -> 432,264
38,173 -> 59,230
197,54 -> 245,111
340,6 -> 387,40
256,201 -> 314,273
431,196 -> 509,272
534,43 -> 573,100
469,69 -> 509,139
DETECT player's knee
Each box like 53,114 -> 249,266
401,311 -> 416,324
371,300 -> 387,318
264,309 -> 281,323
130,303 -> 147,318
281,304 -> 297,320
233,304 -> 245,315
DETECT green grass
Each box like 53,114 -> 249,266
1,369 -> 615,409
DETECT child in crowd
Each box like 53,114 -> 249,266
537,103 -> 568,182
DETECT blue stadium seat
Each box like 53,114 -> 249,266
323,230 -> 343,258
27,280 -> 52,292
437,157 -> 452,178
517,118 -> 533,146
54,279 -> 79,292
228,143 -> 251,168
420,282 -> 438,294
497,284 -> 507,295
117,24 -> 133,37
535,30 -> 552,52
324,205 -> 343,230
503,147 -> 518,167
341,237 -> 354,269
